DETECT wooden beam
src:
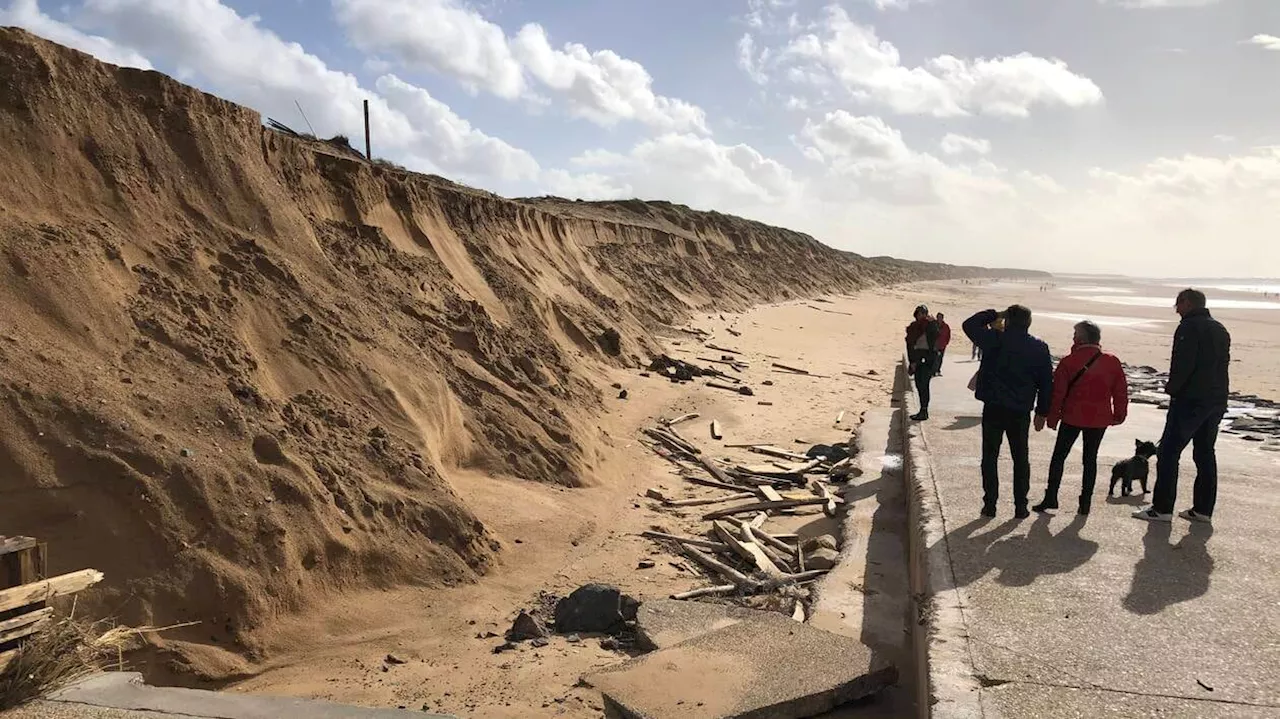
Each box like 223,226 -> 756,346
0,537 -> 37,557
681,473 -> 747,493
710,420 -> 722,441
748,512 -> 768,530
809,479 -> 839,517
665,413 -> 700,426
665,492 -> 755,508
748,446 -> 813,462
0,607 -> 53,644
712,522 -> 783,579
0,570 -> 104,613
682,545 -> 757,590
758,486 -> 784,503
696,455 -> 737,487
733,521 -> 795,555
671,585 -> 737,600
702,498 -> 830,521
640,531 -> 729,553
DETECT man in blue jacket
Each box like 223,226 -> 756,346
963,305 -> 1054,519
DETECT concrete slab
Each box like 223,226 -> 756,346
908,357 -> 1280,718
634,599 -> 793,650
38,672 -> 457,719
586,618 -> 898,719
808,406 -> 915,718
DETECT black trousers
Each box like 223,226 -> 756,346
913,353 -> 936,411
1044,423 -> 1107,505
981,404 -> 1031,509
1152,399 -> 1226,516
934,350 -> 946,376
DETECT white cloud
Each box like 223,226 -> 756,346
332,0 -> 707,133
1102,0 -> 1225,7
72,0 -> 536,182
0,0 -> 151,68
510,25 -> 707,132
940,133 -> 992,155
549,133 -> 804,214
739,33 -> 769,85
773,6 -> 1103,117
1246,34 -> 1280,51
333,0 -> 525,99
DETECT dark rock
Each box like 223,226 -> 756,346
508,610 -> 549,641
618,389 -> 629,400
598,328 -> 622,356
385,653 -> 407,665
179,448 -> 194,458
531,637 -> 550,648
554,584 -> 631,635
637,559 -> 656,569
599,637 -> 621,651
611,382 -> 623,390
492,641 -> 517,654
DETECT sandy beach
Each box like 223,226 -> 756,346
222,277 -> 1277,717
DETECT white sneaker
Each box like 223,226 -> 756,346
1132,507 -> 1173,522
1178,509 -> 1212,524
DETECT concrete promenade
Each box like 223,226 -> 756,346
907,358 -> 1280,718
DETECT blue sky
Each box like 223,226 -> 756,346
3,0 -> 1278,276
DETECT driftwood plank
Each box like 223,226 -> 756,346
666,413 -> 700,426
0,570 -> 104,613
706,344 -> 742,356
710,420 -> 723,440
697,455 -> 737,486
713,522 -> 783,578
758,486 -> 784,503
749,446 -> 813,462
703,498 -> 830,520
809,479 -> 839,517
671,585 -> 737,600
665,492 -> 755,508
681,473 -> 749,493
682,545 -> 757,589
0,537 -> 38,557
0,607 -> 53,644
641,531 -> 730,553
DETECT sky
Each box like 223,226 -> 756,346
2,0 -> 1278,276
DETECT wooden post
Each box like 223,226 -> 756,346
363,99 -> 372,160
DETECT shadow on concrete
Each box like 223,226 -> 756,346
1105,493 -> 1148,507
940,416 -> 982,431
1123,522 -> 1215,616
941,514 -> 1100,589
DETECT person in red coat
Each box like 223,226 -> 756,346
934,313 -> 952,377
1033,320 -> 1130,515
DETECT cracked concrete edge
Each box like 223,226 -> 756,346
898,358 -> 990,719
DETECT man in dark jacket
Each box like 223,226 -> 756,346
964,305 -> 1054,518
906,305 -> 940,422
1134,289 -> 1231,524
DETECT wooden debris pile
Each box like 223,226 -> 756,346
0,536 -> 104,672
637,416 -> 853,620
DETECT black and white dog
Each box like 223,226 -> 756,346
1109,439 -> 1159,497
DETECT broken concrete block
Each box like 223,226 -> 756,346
635,599 -> 792,651
801,535 -> 838,553
586,619 -> 897,719
554,584 -> 636,634
805,547 -> 840,570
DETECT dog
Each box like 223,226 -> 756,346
1110,439 -> 1159,497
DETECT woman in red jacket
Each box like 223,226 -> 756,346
1033,320 -> 1130,515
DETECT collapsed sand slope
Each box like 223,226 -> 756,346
0,27 -> 1043,669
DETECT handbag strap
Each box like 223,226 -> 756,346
1064,351 -> 1103,400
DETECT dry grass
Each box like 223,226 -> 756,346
0,616 -> 195,711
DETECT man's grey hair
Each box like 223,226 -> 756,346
1075,320 -> 1102,345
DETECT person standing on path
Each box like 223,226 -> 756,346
1033,321 -> 1129,516
1134,289 -> 1231,524
964,306 -> 1054,519
906,304 -> 941,422
934,313 -> 952,377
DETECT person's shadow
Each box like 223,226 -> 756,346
940,513 -> 1100,589
1123,522 -> 1215,616
941,416 -> 982,431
